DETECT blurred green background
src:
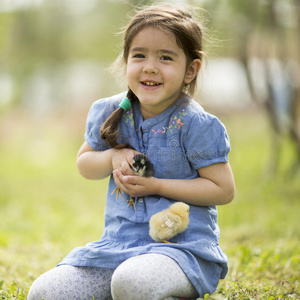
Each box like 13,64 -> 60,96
0,0 -> 300,298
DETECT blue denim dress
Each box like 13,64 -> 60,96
59,91 -> 231,296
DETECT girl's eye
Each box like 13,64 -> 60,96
133,54 -> 145,58
160,56 -> 173,61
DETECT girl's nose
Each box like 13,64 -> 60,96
143,59 -> 158,74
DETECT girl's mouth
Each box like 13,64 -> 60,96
141,81 -> 161,86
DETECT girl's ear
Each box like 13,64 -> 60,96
184,59 -> 201,84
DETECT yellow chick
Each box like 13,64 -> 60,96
149,202 -> 190,243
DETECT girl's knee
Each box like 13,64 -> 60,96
27,266 -> 77,300
27,276 -> 48,300
111,254 -> 198,300
111,259 -> 149,300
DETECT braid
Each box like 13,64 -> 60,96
100,90 -> 138,149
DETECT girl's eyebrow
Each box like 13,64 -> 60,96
159,49 -> 179,57
130,47 -> 147,53
130,47 -> 178,57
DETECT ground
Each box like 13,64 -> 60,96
0,110 -> 299,299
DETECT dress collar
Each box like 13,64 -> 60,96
132,93 -> 190,129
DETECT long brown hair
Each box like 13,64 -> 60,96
101,4 -> 205,149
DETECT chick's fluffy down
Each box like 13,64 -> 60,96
149,202 -> 190,243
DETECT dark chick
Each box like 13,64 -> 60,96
130,154 -> 155,177
112,154 -> 154,210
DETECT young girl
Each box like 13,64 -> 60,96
28,4 -> 235,300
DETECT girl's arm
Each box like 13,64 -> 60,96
113,162 -> 235,206
77,142 -> 137,180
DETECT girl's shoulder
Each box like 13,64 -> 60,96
174,97 -> 223,130
84,92 -> 127,151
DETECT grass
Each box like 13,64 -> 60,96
0,108 -> 299,299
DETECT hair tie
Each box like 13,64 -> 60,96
119,97 -> 132,111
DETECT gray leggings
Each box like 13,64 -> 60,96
27,253 -> 198,300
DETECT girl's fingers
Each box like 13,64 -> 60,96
112,170 -> 123,189
121,161 -> 135,176
113,169 -> 154,198
122,175 -> 140,185
113,170 -> 133,193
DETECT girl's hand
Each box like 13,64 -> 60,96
111,148 -> 138,176
114,162 -> 235,206
113,169 -> 158,198
76,142 -> 141,180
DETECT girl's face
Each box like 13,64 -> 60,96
126,26 -> 200,119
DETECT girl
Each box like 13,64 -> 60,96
28,4 -> 235,300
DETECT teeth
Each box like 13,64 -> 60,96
143,82 -> 160,86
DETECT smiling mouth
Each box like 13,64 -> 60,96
141,81 -> 161,86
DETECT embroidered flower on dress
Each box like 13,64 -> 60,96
152,109 -> 187,135
122,108 -> 134,126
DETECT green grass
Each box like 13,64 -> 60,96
0,110 -> 299,299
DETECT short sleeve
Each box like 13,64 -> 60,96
183,113 -> 231,169
84,98 -> 116,151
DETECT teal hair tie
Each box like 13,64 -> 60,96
119,97 -> 131,111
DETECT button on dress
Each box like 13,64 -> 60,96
59,91 -> 231,296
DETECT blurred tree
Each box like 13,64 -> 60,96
262,0 -> 300,174
128,0 -> 155,6
0,0 -> 132,108
1,0 -> 299,175
216,0 -> 300,174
